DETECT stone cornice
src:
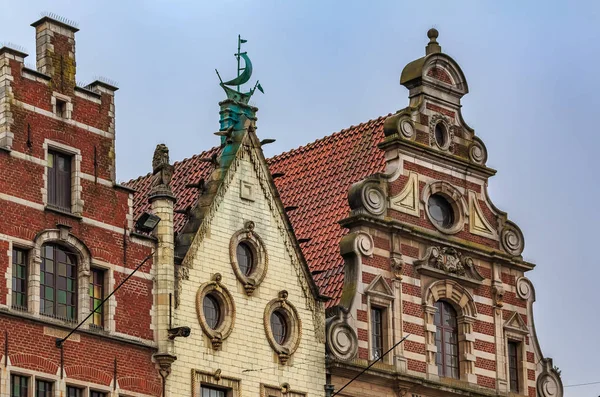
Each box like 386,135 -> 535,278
339,214 -> 535,272
379,136 -> 497,179
0,308 -> 156,350
327,359 -> 503,397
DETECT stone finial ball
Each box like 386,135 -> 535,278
427,28 -> 439,40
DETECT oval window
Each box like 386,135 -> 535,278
236,242 -> 254,276
435,123 -> 447,147
428,194 -> 454,228
270,310 -> 288,345
203,294 -> 221,329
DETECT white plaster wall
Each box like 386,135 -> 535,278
169,149 -> 326,396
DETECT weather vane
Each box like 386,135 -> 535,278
216,35 -> 264,104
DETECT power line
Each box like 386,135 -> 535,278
331,334 -> 411,397
55,251 -> 154,347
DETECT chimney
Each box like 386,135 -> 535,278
31,14 -> 79,95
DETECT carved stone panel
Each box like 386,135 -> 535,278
414,246 -> 484,287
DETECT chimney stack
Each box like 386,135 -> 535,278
31,14 -> 79,95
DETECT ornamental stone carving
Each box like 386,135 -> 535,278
469,137 -> 487,165
501,221 -> 525,256
516,277 -> 534,301
325,310 -> 358,362
429,114 -> 454,152
390,254 -> 404,280
348,178 -> 386,217
264,291 -> 302,364
149,143 -> 175,199
537,358 -> 563,397
414,246 -> 484,287
196,273 -> 236,350
229,221 -> 268,295
398,117 -> 415,139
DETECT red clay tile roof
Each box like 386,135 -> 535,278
126,115 -> 388,306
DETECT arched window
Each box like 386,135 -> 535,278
434,300 -> 459,379
40,244 -> 77,321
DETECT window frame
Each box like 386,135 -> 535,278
47,149 -> 73,213
10,373 -> 29,397
193,369 -> 240,397
433,300 -> 460,379
43,140 -> 83,216
11,247 -> 28,310
35,378 -> 54,397
40,243 -> 78,322
66,385 -> 84,397
89,267 -> 106,328
370,306 -> 385,360
508,340 -> 520,393
364,274 -> 395,364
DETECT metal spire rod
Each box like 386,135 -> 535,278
331,334 -> 411,397
236,34 -> 241,92
55,251 -> 155,347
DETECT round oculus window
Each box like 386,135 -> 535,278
270,310 -> 288,345
428,194 -> 454,228
236,242 -> 254,276
434,123 -> 447,148
203,294 -> 221,329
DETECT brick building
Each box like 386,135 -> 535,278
128,30 -> 564,397
0,17 -> 160,396
0,14 -> 563,397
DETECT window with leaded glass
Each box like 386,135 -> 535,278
10,374 -> 28,397
90,268 -> 105,327
434,300 -> 459,379
90,391 -> 107,397
47,150 -> 72,212
40,244 -> 77,321
11,248 -> 27,309
508,341 -> 520,393
201,386 -> 226,397
371,307 -> 384,360
35,379 -> 53,397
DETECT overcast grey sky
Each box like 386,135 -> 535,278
2,1 -> 598,395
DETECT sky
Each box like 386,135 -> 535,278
1,1 -> 598,395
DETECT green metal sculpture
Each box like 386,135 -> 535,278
216,35 -> 263,104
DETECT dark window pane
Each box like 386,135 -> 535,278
40,244 -> 77,321
201,386 -> 226,397
47,150 -> 71,211
428,194 -> 454,228
203,294 -> 221,329
434,301 -> 459,379
236,243 -> 254,276
435,123 -> 447,147
11,374 -> 29,397
508,341 -> 520,392
35,380 -> 53,397
67,386 -> 84,397
90,391 -> 107,397
371,307 -> 384,360
12,248 -> 28,309
90,268 -> 105,327
271,310 -> 288,344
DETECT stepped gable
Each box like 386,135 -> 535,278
125,115 -> 388,306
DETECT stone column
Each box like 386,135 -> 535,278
148,144 -> 177,396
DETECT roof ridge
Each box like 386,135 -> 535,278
268,113 -> 391,163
